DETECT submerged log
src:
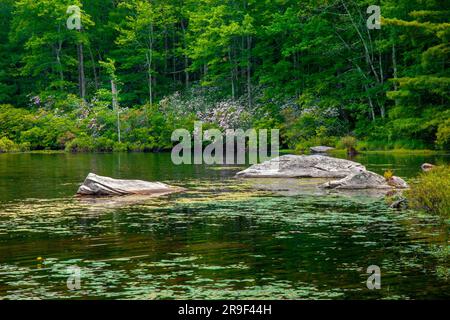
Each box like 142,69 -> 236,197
77,173 -> 184,196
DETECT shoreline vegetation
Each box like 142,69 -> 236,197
405,165 -> 450,218
0,1 -> 449,158
0,144 -> 447,156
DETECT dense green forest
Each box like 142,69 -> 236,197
0,0 -> 448,153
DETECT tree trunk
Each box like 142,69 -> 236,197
164,27 -> 168,76
378,50 -> 385,118
342,0 -> 380,83
88,46 -> 99,91
392,42 -> 398,90
392,42 -> 399,107
55,25 -> 64,90
55,40 -> 64,90
55,44 -> 64,87
229,47 -> 235,99
247,35 -> 252,109
111,80 -> 121,143
365,84 -> 376,121
77,42 -> 86,100
172,29 -> 176,84
147,23 -> 154,107
181,19 -> 189,89
293,52 -> 299,98
146,51 -> 153,106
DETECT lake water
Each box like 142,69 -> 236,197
0,152 -> 448,299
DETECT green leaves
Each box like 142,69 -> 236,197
0,0 -> 448,150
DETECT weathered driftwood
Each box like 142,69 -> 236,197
77,173 -> 184,196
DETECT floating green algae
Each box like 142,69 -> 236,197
0,152 -> 449,299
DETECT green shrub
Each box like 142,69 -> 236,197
94,137 -> 114,152
294,140 -> 314,154
57,131 -> 76,148
20,127 -> 47,149
65,137 -> 95,152
392,138 -> 427,150
113,142 -> 128,152
65,136 -> 120,153
0,137 -> 19,152
19,142 -> 31,152
128,142 -> 156,152
128,143 -> 145,152
405,166 -> 450,217
337,136 -> 357,150
0,105 -> 34,141
362,139 -> 427,151
436,120 -> 450,150
364,139 -> 388,151
337,135 -> 358,155
356,140 -> 369,151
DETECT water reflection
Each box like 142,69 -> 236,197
0,152 -> 448,299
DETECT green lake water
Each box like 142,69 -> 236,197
0,152 -> 448,299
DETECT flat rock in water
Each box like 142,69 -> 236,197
321,169 -> 408,190
310,146 -> 335,153
387,176 -> 409,189
77,173 -> 184,196
236,154 -> 365,178
421,163 -> 435,172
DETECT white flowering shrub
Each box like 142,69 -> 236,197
159,86 -> 254,130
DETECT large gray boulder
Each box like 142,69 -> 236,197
236,155 -> 365,178
321,169 -> 408,190
310,146 -> 335,153
77,173 -> 184,196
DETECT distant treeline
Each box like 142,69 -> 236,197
0,0 -> 448,152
